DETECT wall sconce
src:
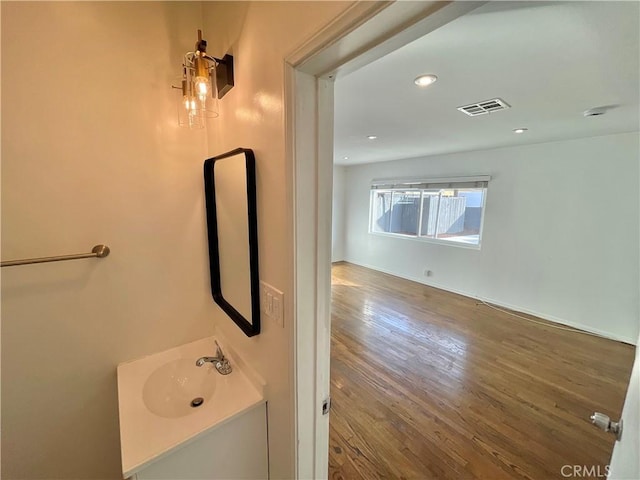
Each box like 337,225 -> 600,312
174,30 -> 234,129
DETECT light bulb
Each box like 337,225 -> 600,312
190,98 -> 197,112
182,96 -> 198,127
177,83 -> 204,129
194,76 -> 209,101
183,97 -> 199,114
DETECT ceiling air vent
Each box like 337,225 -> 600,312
457,98 -> 511,116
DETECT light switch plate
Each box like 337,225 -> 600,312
260,281 -> 284,327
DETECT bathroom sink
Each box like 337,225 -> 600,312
118,336 -> 266,477
142,358 -> 217,418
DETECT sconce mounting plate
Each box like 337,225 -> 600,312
216,54 -> 234,99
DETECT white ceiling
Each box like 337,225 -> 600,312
334,1 -> 640,166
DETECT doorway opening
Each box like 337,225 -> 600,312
290,1 -> 639,479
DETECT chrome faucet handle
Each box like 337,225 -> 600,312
213,340 -> 232,375
214,340 -> 225,360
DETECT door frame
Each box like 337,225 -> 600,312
284,2 -> 486,477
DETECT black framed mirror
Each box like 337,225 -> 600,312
204,148 -> 260,337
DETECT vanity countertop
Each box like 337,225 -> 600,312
117,336 -> 265,478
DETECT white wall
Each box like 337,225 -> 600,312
608,132 -> 640,478
2,2 -> 357,478
1,3 -> 218,478
200,2 -> 353,478
332,165 -> 346,262
341,132 -> 639,344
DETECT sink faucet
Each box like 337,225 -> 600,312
196,340 -> 232,375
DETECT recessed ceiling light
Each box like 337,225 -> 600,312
513,128 -> 528,134
414,74 -> 438,87
367,135 -> 377,140
343,156 -> 349,160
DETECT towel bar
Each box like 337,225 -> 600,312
1,244 -> 110,267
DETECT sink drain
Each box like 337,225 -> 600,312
190,397 -> 204,408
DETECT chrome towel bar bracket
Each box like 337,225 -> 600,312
1,244 -> 110,267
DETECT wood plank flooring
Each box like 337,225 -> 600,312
328,262 -> 635,480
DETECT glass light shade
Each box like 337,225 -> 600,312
176,82 -> 204,129
195,65 -> 219,119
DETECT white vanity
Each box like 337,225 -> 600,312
117,336 -> 267,479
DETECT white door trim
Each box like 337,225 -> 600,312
285,2 -> 485,477
608,333 -> 640,479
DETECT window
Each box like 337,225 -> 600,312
369,177 -> 489,247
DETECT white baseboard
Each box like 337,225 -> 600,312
340,259 -> 636,346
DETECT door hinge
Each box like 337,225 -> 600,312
322,396 -> 331,415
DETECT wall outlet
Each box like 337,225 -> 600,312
260,281 -> 284,327
424,269 -> 433,277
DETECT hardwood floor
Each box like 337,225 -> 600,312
328,262 -> 635,480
